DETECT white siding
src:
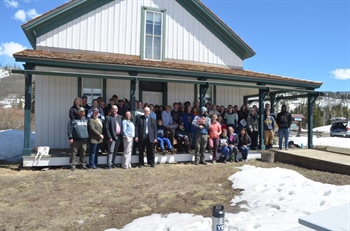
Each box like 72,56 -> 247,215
215,86 -> 258,107
167,82 -> 194,105
37,0 -> 242,68
35,75 -> 77,149
105,79 -> 132,101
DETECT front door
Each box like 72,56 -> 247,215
142,91 -> 163,105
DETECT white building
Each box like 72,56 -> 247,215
13,0 -> 322,154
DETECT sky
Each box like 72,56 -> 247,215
0,0 -> 349,92
0,130 -> 349,231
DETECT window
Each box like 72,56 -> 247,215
82,78 -> 102,104
142,7 -> 165,61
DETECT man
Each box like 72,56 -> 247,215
117,98 -> 129,117
135,101 -> 144,117
81,95 -> 91,116
171,102 -> 182,125
104,105 -> 123,169
192,107 -> 210,165
67,107 -> 89,171
135,107 -> 157,168
276,104 -> 292,150
208,104 -> 220,117
264,109 -> 275,150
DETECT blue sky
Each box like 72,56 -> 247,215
0,0 -> 349,92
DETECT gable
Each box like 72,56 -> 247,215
22,0 -> 255,67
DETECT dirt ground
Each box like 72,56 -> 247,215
0,160 -> 349,231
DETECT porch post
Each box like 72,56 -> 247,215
307,93 -> 318,149
270,93 -> 276,114
199,81 -> 209,108
258,88 -> 269,150
128,72 -> 138,118
23,64 -> 34,156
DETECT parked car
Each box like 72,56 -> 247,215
330,117 -> 350,137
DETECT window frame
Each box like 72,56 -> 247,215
81,78 -> 103,104
141,7 -> 166,61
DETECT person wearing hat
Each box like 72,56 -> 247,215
175,122 -> 189,153
191,107 -> 210,165
67,107 -> 89,171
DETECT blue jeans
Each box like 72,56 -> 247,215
89,143 -> 100,167
218,146 -> 230,160
157,137 -> 173,150
278,128 -> 290,149
239,146 -> 250,160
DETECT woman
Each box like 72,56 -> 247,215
227,126 -> 239,162
182,105 -> 195,150
238,128 -> 251,162
122,111 -> 135,169
69,97 -> 82,119
237,104 -> 249,134
88,108 -> 104,169
218,128 -> 230,163
247,108 -> 259,150
208,114 -> 222,164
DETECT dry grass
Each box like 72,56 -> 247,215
0,160 -> 349,231
0,108 -> 35,131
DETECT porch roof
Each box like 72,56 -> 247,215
13,49 -> 322,91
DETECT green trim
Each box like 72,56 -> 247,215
176,0 -> 255,60
78,77 -> 82,97
22,0 -> 114,48
140,6 -> 167,61
23,64 -> 34,156
213,85 -> 216,104
12,57 -> 321,90
194,84 -> 198,103
102,78 -> 107,101
163,83 -> 168,106
138,80 -> 143,102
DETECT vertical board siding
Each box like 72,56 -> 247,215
215,86 -> 258,107
106,79 -> 131,101
37,0 -> 242,68
167,83 -> 194,105
35,75 -> 77,149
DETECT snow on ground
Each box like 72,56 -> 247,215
106,166 -> 350,231
0,129 -> 349,230
0,129 -> 35,162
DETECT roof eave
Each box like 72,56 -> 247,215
13,53 -> 321,90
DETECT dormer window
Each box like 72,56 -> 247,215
141,7 -> 166,61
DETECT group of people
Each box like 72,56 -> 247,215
67,95 -> 293,170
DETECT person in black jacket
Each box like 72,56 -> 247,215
175,123 -> 189,153
276,105 -> 292,150
104,105 -> 123,170
67,107 -> 89,171
135,107 -> 157,168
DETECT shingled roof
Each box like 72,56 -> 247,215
14,49 -> 322,89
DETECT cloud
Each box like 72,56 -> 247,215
4,0 -> 19,8
330,68 -> 350,80
13,8 -> 39,22
26,8 -> 39,19
14,9 -> 26,22
0,42 -> 27,57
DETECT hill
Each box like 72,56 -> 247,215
0,74 -> 25,100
